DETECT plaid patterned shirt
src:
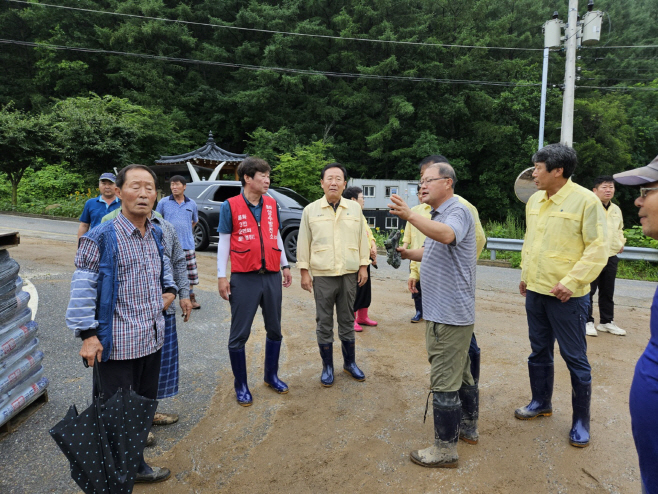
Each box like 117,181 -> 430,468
73,213 -> 166,360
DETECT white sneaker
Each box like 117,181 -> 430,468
598,322 -> 626,336
586,322 -> 598,337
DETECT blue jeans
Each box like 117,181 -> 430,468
525,290 -> 591,383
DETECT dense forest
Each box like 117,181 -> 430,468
1,0 -> 657,222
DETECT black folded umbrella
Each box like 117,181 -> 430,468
50,360 -> 158,493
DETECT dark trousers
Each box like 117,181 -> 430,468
92,350 -> 161,470
93,350 -> 162,401
588,255 -> 618,324
353,264 -> 372,311
412,279 -> 422,313
526,290 -> 591,382
228,271 -> 282,350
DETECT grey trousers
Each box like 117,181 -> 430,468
313,274 -> 357,344
228,271 -> 282,350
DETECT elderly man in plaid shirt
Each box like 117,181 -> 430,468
66,164 -> 178,484
102,206 -> 193,429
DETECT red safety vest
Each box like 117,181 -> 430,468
228,194 -> 281,273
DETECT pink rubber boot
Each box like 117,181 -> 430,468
354,313 -> 363,332
356,308 -> 378,326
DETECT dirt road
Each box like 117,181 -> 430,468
139,252 -> 646,494
2,232 -> 647,493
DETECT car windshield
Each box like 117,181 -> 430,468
268,188 -> 309,208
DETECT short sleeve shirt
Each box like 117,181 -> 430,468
155,195 -> 198,251
419,196 -> 477,326
79,196 -> 122,230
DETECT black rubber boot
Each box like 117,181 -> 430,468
228,348 -> 253,406
459,384 -> 479,445
515,362 -> 553,420
341,339 -> 365,381
263,337 -> 288,394
318,343 -> 334,387
469,350 -> 480,385
410,392 -> 461,468
569,375 -> 591,447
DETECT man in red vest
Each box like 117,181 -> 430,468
217,157 -> 293,406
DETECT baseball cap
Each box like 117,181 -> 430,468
99,172 -> 116,182
613,155 -> 658,186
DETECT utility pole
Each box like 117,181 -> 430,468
542,1 -> 603,150
560,0 -> 579,147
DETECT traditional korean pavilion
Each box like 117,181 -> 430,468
154,131 -> 248,180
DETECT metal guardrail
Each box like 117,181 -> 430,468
486,237 -> 658,262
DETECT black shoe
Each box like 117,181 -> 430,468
135,466 -> 171,483
411,310 -> 422,323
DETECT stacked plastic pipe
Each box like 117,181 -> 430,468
0,250 -> 48,428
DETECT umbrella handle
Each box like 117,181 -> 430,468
84,356 -> 106,401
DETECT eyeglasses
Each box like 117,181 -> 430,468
640,187 -> 658,198
419,177 -> 450,186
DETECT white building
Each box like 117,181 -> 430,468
347,178 -> 420,230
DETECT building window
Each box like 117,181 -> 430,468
385,186 -> 398,197
366,217 -> 376,228
363,185 -> 375,198
385,217 -> 399,229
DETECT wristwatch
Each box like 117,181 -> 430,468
281,265 -> 291,271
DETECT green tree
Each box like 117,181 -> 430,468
272,140 -> 333,201
0,103 -> 54,206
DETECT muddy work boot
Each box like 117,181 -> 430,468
384,230 -> 402,269
410,391 -> 461,468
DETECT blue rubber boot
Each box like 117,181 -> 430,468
341,339 -> 365,381
515,363 -> 553,420
318,343 -> 334,387
469,334 -> 480,385
569,375 -> 591,447
459,384 -> 479,445
228,348 -> 253,406
263,337 -> 288,394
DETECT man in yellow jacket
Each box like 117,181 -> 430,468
586,176 -> 627,337
297,163 -> 371,387
516,143 -> 608,449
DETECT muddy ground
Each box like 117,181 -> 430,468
5,236 -> 649,493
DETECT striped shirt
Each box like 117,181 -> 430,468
420,196 -> 477,326
68,213 -> 166,360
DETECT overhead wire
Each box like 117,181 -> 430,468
4,0 -> 545,52
0,38 -> 544,87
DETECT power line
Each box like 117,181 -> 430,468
584,45 -> 658,50
4,0 -> 545,52
576,85 -> 658,91
0,38 -> 545,87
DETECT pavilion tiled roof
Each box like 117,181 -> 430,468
154,131 -> 247,165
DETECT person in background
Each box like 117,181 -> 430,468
66,164 -> 177,483
77,172 -> 121,238
390,161 -> 478,469
402,189 -> 429,323
297,163 -> 370,387
586,176 -> 627,337
613,155 -> 658,494
516,143 -> 607,449
217,157 -> 292,406
343,186 -> 378,332
156,175 -> 201,309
